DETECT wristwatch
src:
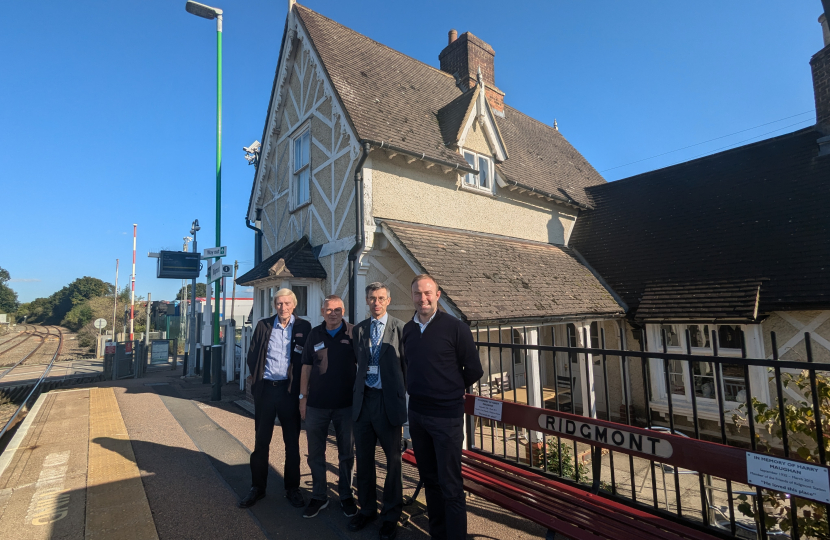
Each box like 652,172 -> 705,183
298,393 -> 305,400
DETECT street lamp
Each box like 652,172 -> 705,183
185,1 -> 223,349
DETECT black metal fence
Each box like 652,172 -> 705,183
467,323 -> 830,540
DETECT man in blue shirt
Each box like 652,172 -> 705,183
240,288 -> 311,509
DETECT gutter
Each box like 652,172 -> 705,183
245,208 -> 263,267
347,142 -> 372,323
363,139 -> 478,175
498,175 -> 589,210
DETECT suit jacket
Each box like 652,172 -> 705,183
352,314 -> 407,426
246,314 -> 312,399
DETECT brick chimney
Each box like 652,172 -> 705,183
439,31 -> 505,115
813,13 -> 830,131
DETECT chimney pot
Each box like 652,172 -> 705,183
821,14 -> 830,47
448,29 -> 457,45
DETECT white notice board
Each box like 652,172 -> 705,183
747,452 -> 830,504
150,340 -> 170,365
474,397 -> 503,422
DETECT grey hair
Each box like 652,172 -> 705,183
365,282 -> 390,300
273,288 -> 297,306
321,294 -> 344,309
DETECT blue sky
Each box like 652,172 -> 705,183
1,1 -> 825,303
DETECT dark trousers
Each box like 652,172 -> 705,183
305,405 -> 354,501
250,380 -> 301,491
354,388 -> 403,523
408,409 -> 466,540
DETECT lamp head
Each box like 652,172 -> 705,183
191,219 -> 201,234
185,1 -> 222,20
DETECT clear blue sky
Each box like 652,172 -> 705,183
2,1 -> 824,303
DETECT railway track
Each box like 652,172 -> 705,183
0,325 -> 49,359
0,324 -> 31,346
0,327 -> 64,444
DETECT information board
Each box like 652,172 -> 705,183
747,452 -> 830,504
150,340 -> 170,364
474,397 -> 503,422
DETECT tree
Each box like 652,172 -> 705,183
0,266 -> 19,313
177,283 -> 207,300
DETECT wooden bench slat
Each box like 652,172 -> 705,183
462,451 -> 716,540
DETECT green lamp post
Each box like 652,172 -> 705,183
185,1 -> 222,348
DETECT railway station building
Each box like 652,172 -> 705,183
237,3 -> 830,431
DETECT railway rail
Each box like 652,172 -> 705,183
0,324 -> 31,345
0,327 -> 63,443
0,325 -> 48,359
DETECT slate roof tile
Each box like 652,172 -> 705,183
570,127 -> 830,316
381,220 -> 623,323
236,236 -> 326,285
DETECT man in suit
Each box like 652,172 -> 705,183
239,288 -> 310,509
348,282 -> 407,540
402,274 -> 483,540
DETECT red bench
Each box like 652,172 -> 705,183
402,394 -> 830,539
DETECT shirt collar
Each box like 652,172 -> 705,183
413,310 -> 437,330
275,314 -> 295,330
372,312 -> 389,326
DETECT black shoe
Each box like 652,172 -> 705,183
285,489 -> 305,508
341,497 -> 359,517
348,512 -> 377,532
303,498 -> 329,518
238,487 -> 265,508
379,521 -> 398,540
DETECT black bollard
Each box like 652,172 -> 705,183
203,346 -> 211,384
182,351 -> 189,377
211,344 -> 222,401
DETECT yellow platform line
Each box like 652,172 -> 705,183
85,388 -> 158,539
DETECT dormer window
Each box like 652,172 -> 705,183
463,151 -> 493,193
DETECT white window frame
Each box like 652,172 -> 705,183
645,322 -> 770,421
462,150 -> 495,194
290,124 -> 311,211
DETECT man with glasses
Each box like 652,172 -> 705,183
349,283 -> 407,540
299,295 -> 358,519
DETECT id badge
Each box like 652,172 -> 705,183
294,345 -> 303,354
313,342 -> 325,352
367,365 -> 379,375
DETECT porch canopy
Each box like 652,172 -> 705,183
634,278 -> 765,323
379,220 -> 625,325
236,236 -> 326,287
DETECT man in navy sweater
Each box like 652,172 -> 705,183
401,274 -> 483,540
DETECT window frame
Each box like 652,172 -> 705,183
290,124 -> 311,211
462,150 -> 495,194
645,322 -> 767,421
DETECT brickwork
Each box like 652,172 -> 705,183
439,32 -> 505,113
812,45 -> 830,128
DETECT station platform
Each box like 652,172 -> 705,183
0,371 -> 546,539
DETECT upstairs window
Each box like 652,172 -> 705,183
463,151 -> 493,193
291,128 -> 310,209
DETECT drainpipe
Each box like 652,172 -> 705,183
348,142 -> 372,323
245,208 -> 263,267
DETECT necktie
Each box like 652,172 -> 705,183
367,319 -> 381,386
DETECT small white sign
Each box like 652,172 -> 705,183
93,318 -> 108,330
202,246 -> 227,259
221,264 -> 233,278
208,259 -> 223,282
474,397 -> 503,422
747,453 -> 830,504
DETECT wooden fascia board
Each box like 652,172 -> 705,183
455,86 -> 481,146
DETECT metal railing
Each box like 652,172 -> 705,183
467,323 -> 830,540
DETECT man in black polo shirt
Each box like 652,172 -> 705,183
299,295 -> 357,519
402,274 -> 483,540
